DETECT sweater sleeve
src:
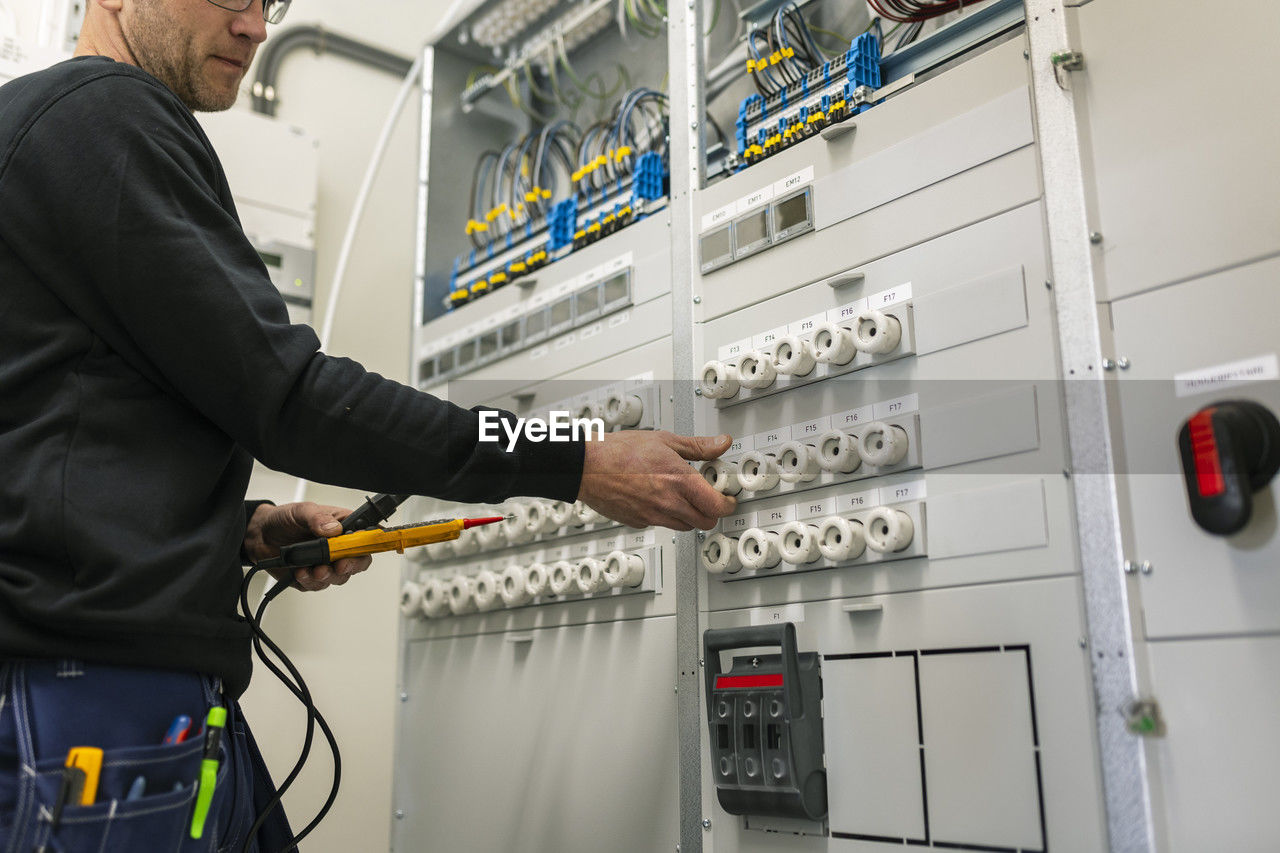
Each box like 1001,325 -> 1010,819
0,67 -> 582,503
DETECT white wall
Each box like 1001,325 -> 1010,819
236,3 -> 463,851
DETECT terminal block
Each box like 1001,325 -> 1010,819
704,623 -> 827,822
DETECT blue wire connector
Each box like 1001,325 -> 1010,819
548,196 -> 578,251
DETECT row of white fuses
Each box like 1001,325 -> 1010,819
411,500 -> 617,561
399,550 -> 649,619
700,504 -> 919,575
699,306 -> 906,400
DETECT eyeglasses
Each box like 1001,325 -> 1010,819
206,0 -> 292,25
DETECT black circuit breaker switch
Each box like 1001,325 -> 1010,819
1178,400 -> 1280,535
703,623 -> 827,822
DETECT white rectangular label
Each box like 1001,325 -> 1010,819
873,394 -> 919,420
572,541 -> 593,557
839,488 -> 879,514
753,426 -> 792,447
1174,354 -> 1279,397
717,337 -> 753,361
701,203 -> 736,232
760,505 -> 796,526
554,333 -> 575,350
773,166 -> 815,198
543,546 -> 568,561
530,291 -> 551,309
598,252 -> 633,278
790,313 -> 826,337
793,416 -> 831,438
737,184 -> 774,213
750,602 -> 805,626
626,530 -> 656,548
607,311 -> 631,329
598,536 -> 621,552
752,325 -> 789,351
626,371 -> 655,384
829,298 -> 869,324
552,280 -> 574,299
798,497 -> 834,519
832,405 -> 874,429
723,511 -> 757,533
725,435 -> 755,456
869,282 -> 913,308
529,345 -> 549,361
579,322 -> 603,341
883,478 -> 927,503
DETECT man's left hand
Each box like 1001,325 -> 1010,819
244,502 -> 373,591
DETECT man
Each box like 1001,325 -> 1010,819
0,0 -> 735,848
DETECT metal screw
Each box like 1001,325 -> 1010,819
693,295 -> 702,304
399,692 -> 408,702
1140,560 -> 1153,575
690,120 -> 699,131
1045,280 -> 1053,289
1102,359 -> 1115,371
1078,637 -> 1087,648
395,810 -> 405,820
702,818 -> 712,830
674,685 -> 679,693
1089,231 -> 1103,244
1023,48 -> 1030,59
1123,560 -> 1137,574
699,658 -> 705,667
751,657 -> 759,668
1117,357 -> 1131,370
694,388 -> 703,396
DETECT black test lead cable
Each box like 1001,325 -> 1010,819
238,493 -> 409,853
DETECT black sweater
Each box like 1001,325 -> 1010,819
0,57 -> 582,697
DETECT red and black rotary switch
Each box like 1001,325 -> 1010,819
1177,400 -> 1280,535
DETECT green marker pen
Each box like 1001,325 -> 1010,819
189,706 -> 227,839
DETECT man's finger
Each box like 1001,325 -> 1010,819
678,468 -> 737,519
664,432 -> 734,462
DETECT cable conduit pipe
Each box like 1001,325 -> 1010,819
251,25 -> 415,116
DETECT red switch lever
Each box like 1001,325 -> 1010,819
1177,400 -> 1280,535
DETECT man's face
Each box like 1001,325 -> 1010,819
119,0 -> 267,111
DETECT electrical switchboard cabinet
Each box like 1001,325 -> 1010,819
396,0 -> 1280,850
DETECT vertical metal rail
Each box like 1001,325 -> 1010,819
391,42 -> 436,853
668,0 -> 707,850
1023,2 -> 1155,850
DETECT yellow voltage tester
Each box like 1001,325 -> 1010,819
253,514 -> 506,571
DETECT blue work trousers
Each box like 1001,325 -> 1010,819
0,660 -> 292,852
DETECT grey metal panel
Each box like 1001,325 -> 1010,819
1145,635 -> 1280,853
813,88 -> 1034,232
1108,259 -> 1280,638
696,147 -> 1040,322
1025,0 -> 1155,847
704,579 -> 1109,853
926,478 -> 1048,560
913,265 -> 1028,356
918,384 -> 1041,471
396,616 -> 679,852
1075,0 -> 1280,301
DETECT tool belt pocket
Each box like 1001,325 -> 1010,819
31,739 -> 208,852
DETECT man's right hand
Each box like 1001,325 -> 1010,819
577,430 -> 737,530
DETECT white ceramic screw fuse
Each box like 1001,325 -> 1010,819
399,581 -> 423,617
700,458 -> 743,495
699,360 -> 739,399
472,570 -> 503,611
407,543 -> 432,565
576,400 -> 605,422
547,500 -> 576,529
858,421 -> 909,467
500,565 -> 532,608
475,517 -> 506,549
522,500 -> 552,536
737,528 -> 783,571
737,350 -> 777,390
549,560 -> 579,595
771,335 -> 816,377
503,504 -> 535,544
778,521 -> 822,564
777,441 -> 820,483
452,527 -> 482,556
603,550 -> 645,588
811,321 -> 857,365
576,557 -> 608,594
604,392 -> 644,428
701,533 -> 742,574
573,501 -> 603,525
524,563 -> 551,599
737,450 -> 780,492
817,430 -> 862,474
816,516 -> 866,562
864,506 -> 915,553
853,309 -> 903,354
447,575 -> 477,615
433,537 -> 456,558
420,576 -> 452,618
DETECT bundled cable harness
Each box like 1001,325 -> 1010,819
448,87 -> 669,312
